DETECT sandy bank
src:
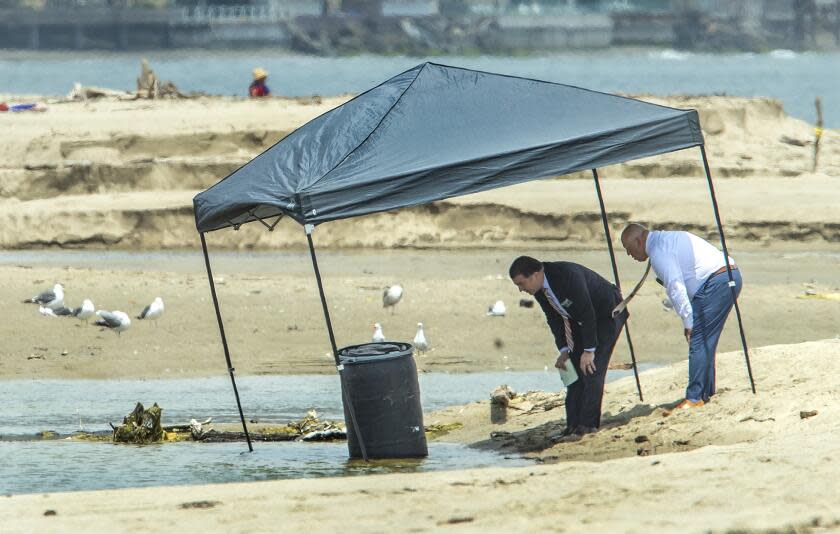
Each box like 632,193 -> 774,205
2,247 -> 839,379
3,340 -> 839,533
1,94 -> 838,250
3,175 -> 840,250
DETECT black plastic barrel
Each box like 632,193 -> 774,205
338,342 -> 428,459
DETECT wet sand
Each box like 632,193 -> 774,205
2,247 -> 839,379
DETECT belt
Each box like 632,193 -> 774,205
711,265 -> 737,277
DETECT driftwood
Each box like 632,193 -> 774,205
112,402 -> 164,444
196,430 -> 299,443
185,410 -> 347,443
67,82 -> 136,101
136,59 -> 187,99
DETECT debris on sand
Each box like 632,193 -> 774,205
112,402 -> 164,444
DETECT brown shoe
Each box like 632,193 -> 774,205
675,399 -> 705,409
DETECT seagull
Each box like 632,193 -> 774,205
72,299 -> 95,323
372,323 -> 386,343
413,322 -> 429,352
38,306 -> 57,317
53,306 -> 74,317
487,300 -> 506,317
189,418 -> 204,438
137,297 -> 164,324
94,310 -> 131,336
23,283 -> 64,310
382,284 -> 403,315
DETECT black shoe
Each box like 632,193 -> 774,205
574,426 -> 598,436
549,427 -> 578,443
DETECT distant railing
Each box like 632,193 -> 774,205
179,4 -> 294,23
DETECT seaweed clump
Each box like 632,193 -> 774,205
112,402 -> 164,444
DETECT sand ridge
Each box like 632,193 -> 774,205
1,94 -> 838,250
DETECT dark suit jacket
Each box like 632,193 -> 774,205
534,261 -> 622,352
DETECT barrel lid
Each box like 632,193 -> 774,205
338,342 -> 413,364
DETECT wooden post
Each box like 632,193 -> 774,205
813,97 -> 823,172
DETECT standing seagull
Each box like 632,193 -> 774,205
413,322 -> 429,353
487,300 -> 507,317
372,323 -> 386,343
382,284 -> 403,315
23,283 -> 64,310
94,310 -> 132,336
137,297 -> 164,324
72,299 -> 95,324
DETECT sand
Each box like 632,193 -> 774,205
3,246 -> 840,378
1,94 -> 838,250
3,340 -> 840,533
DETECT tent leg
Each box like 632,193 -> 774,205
699,146 -> 756,394
304,225 -> 370,461
200,232 -> 253,452
591,169 -> 644,401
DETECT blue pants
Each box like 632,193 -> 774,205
686,269 -> 743,402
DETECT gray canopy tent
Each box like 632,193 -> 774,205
194,62 -> 753,456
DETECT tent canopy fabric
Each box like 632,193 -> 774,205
193,62 -> 704,233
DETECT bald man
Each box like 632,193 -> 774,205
621,223 -> 742,408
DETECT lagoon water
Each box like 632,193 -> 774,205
1,440 -> 531,495
1,49 -> 837,127
0,369 -> 647,494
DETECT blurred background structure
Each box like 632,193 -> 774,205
0,0 -> 838,52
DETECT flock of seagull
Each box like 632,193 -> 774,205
23,280 -> 508,345
372,284 -> 511,353
23,283 -> 165,336
372,284 -> 430,352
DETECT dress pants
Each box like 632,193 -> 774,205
565,304 -> 627,430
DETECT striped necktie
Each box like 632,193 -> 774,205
543,289 -> 575,352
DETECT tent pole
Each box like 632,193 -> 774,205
304,224 -> 370,461
699,146 -> 756,394
199,232 -> 253,452
591,169 -> 644,401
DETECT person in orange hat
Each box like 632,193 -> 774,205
249,68 -> 271,98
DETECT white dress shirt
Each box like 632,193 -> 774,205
542,275 -> 596,353
646,230 -> 734,329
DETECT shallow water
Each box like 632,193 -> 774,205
1,441 -> 529,495
0,370 -> 647,495
1,50 -> 837,126
0,370 -> 647,436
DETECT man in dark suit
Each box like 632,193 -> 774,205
509,256 -> 628,437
